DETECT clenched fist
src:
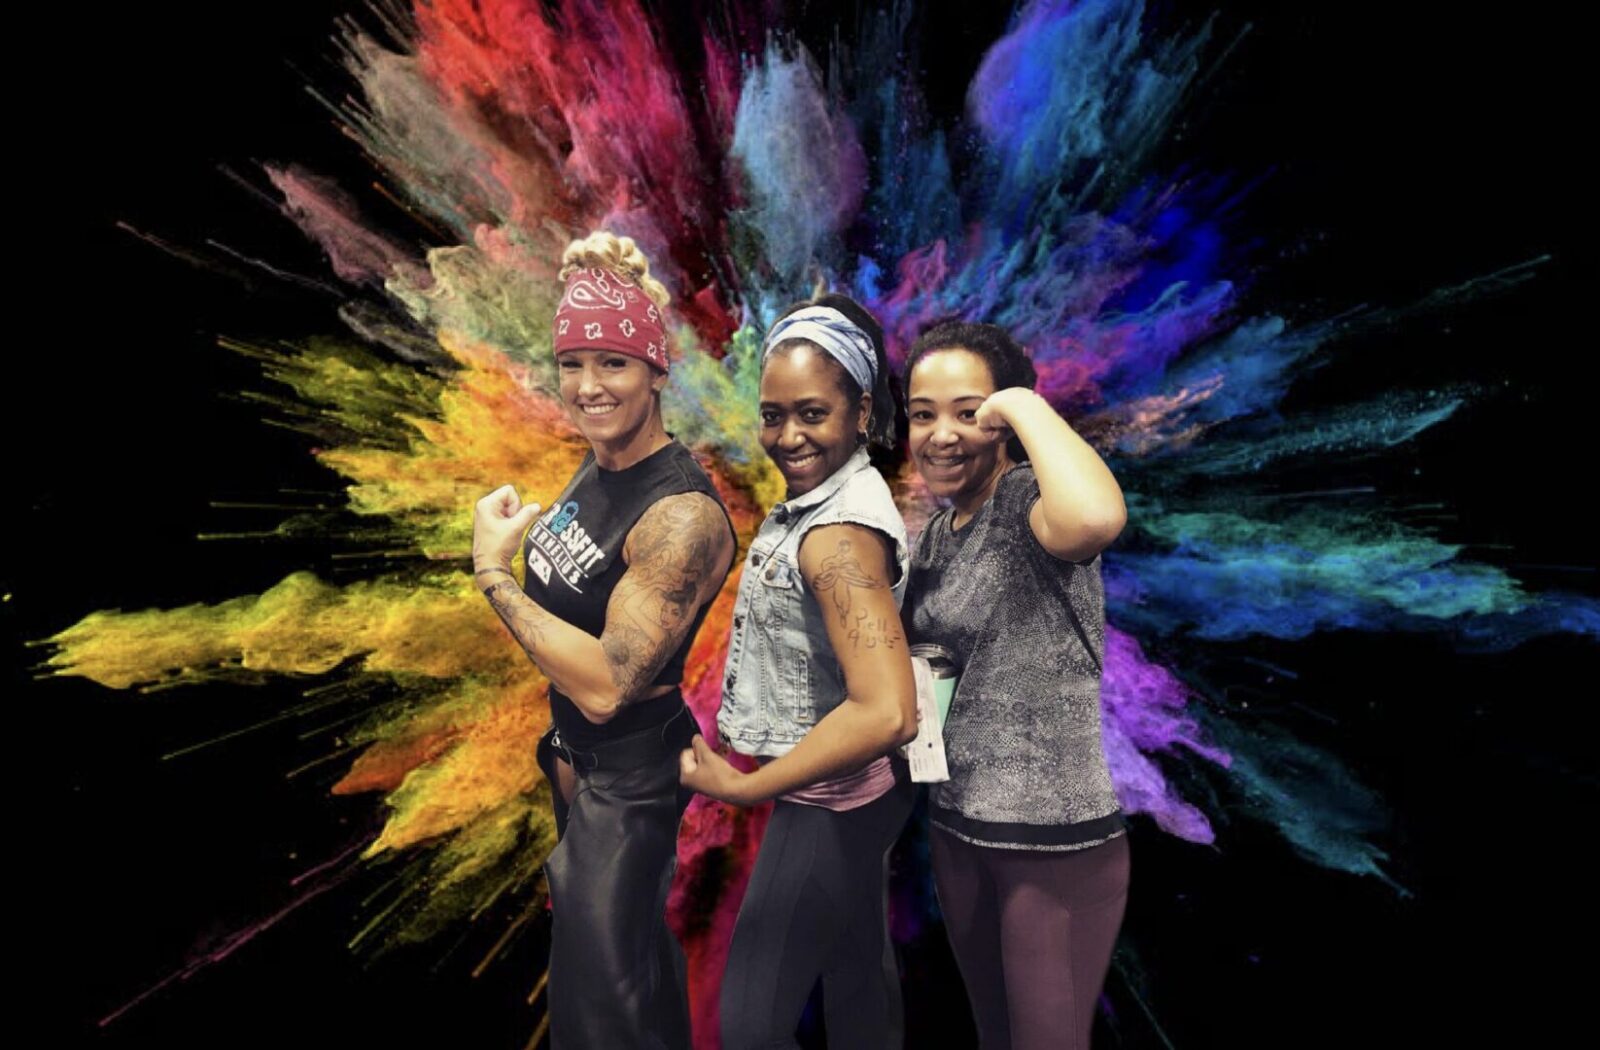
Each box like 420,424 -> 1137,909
472,485 -> 542,575
678,734 -> 758,806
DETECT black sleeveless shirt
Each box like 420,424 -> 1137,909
519,439 -> 733,747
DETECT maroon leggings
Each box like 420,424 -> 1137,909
931,827 -> 1131,1050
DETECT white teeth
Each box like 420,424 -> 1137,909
787,453 -> 820,467
926,456 -> 965,466
580,404 -> 618,415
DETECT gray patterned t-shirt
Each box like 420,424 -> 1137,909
906,464 -> 1124,850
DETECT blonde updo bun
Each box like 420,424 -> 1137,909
558,231 -> 671,310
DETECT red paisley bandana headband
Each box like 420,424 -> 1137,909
552,266 -> 670,372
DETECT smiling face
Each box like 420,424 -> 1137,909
759,342 -> 870,497
556,348 -> 666,450
907,348 -> 1013,507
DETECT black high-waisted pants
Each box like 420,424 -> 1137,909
535,698 -> 700,1050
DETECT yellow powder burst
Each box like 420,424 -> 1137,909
363,680 -> 545,857
48,566 -> 559,882
322,330 -> 588,557
45,572 -> 530,689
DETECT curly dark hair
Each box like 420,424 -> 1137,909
766,292 -> 906,469
903,319 -> 1036,462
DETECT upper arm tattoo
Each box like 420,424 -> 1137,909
800,526 -> 903,653
811,539 -> 882,626
601,493 -> 733,703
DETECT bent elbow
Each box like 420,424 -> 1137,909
572,689 -> 620,725
1088,512 -> 1126,553
883,699 -> 918,750
1098,504 -> 1128,546
1072,500 -> 1126,550
1038,507 -> 1125,562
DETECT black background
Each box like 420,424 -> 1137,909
16,1 -> 1594,1046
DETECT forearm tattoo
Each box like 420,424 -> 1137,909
602,495 -> 727,704
483,576 -> 556,660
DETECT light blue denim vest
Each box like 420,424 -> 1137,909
717,447 -> 910,757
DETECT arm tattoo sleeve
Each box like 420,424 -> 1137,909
602,494 -> 727,704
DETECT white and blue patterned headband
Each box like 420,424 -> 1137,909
761,306 -> 878,393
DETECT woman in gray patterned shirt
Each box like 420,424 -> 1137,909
903,320 -> 1129,1050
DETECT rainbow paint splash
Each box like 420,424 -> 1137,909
45,0 -> 1592,1043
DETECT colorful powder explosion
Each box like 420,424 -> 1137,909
42,0 -> 1595,1044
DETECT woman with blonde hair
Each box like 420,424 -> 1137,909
471,231 -> 736,1048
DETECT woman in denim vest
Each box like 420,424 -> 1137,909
678,293 -> 919,1049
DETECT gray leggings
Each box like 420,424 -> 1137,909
932,826 -> 1131,1050
719,775 -> 916,1049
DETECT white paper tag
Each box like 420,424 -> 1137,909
901,655 -> 950,783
